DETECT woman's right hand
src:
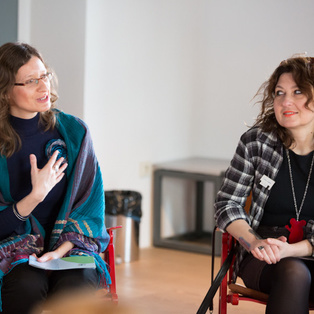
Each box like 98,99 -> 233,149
29,150 -> 68,203
14,150 -> 68,218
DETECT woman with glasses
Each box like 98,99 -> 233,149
0,42 -> 110,314
215,56 -> 314,314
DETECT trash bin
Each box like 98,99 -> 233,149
105,190 -> 142,263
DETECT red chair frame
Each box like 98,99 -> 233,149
218,232 -> 268,314
103,226 -> 122,303
218,231 -> 314,313
199,194 -> 314,313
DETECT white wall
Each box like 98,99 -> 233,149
18,0 -> 86,119
17,0 -> 314,248
192,0 -> 314,159
84,1 -> 206,248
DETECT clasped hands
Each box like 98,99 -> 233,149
251,236 -> 290,264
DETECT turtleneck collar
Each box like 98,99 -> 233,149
10,113 -> 42,137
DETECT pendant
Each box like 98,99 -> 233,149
285,218 -> 306,243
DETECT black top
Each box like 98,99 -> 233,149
0,114 -> 67,249
262,149 -> 314,226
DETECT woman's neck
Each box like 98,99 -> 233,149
289,129 -> 314,155
10,113 -> 40,137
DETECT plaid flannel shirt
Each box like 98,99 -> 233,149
214,126 -> 314,281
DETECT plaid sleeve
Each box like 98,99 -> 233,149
306,221 -> 314,247
214,133 -> 255,231
214,127 -> 283,232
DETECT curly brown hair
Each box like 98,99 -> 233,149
0,42 -> 59,157
254,56 -> 314,148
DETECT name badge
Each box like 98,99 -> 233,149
259,175 -> 275,190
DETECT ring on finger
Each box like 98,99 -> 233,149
258,246 -> 264,250
54,166 -> 59,173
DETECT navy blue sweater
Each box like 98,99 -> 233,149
0,114 -> 67,248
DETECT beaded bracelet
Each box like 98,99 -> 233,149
12,204 -> 28,221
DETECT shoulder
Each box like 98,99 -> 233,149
53,110 -> 92,148
239,126 -> 279,147
235,127 -> 283,162
54,109 -> 89,132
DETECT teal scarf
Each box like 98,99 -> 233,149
0,111 -> 110,310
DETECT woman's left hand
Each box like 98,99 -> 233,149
32,251 -> 61,262
31,241 -> 74,263
251,236 -> 288,264
265,236 -> 307,260
265,236 -> 290,260
258,238 -> 313,261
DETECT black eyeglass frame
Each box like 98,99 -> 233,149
14,72 -> 53,87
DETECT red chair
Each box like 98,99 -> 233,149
218,231 -> 268,314
218,230 -> 314,314
197,192 -> 314,314
217,192 -> 314,313
196,228 -> 314,314
103,226 -> 122,303
216,194 -> 270,313
197,196 -> 254,314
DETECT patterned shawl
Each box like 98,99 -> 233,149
0,110 -> 110,309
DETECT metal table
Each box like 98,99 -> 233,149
153,157 -> 230,255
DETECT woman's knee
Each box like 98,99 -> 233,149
49,268 -> 98,296
275,258 -> 311,286
3,263 -> 48,295
2,263 -> 48,313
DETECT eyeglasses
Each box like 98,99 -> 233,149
14,72 -> 53,88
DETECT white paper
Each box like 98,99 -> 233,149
29,255 -> 96,270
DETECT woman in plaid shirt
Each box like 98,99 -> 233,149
215,56 -> 314,314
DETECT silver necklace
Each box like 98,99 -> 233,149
286,149 -> 314,221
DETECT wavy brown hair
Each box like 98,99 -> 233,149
254,56 -> 314,148
0,42 -> 58,157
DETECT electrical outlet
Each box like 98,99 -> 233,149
139,162 -> 152,177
